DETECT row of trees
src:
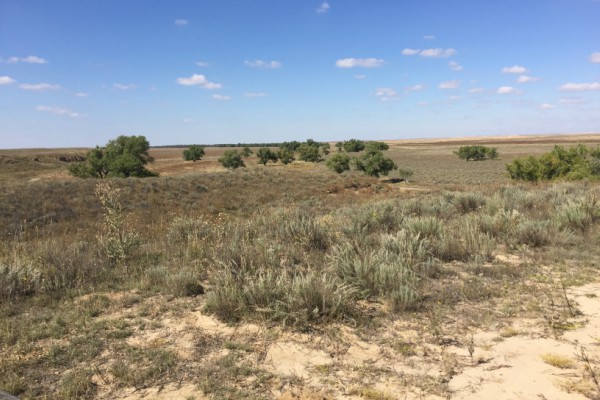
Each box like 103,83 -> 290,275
455,145 -> 498,161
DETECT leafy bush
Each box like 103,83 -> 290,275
365,141 -> 389,152
342,139 -> 366,152
326,152 -> 351,174
69,135 -> 157,178
354,150 -> 397,177
455,145 -> 498,161
256,147 -> 278,165
297,142 -> 322,162
241,146 -> 253,157
218,150 -> 245,169
277,148 -> 295,165
507,145 -> 600,182
183,145 -> 205,162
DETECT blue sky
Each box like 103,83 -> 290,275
1,0 -> 599,149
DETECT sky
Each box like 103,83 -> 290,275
1,0 -> 599,149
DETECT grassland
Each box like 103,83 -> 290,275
1,134 -> 600,399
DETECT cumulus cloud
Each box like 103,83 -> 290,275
6,55 -> 48,64
317,2 -> 330,14
0,76 -> 16,85
401,48 -> 420,56
497,86 -> 519,94
196,61 -> 210,67
423,35 -> 435,40
212,94 -> 231,101
176,74 -> 222,89
469,88 -> 484,94
174,19 -> 188,26
74,92 -> 89,97
559,97 -> 584,105
517,75 -> 540,83
244,92 -> 267,97
540,103 -> 554,109
502,65 -> 528,74
19,83 -> 60,91
244,60 -> 282,69
449,61 -> 463,71
560,82 -> 600,91
374,87 -> 399,102
405,84 -> 424,92
35,105 -> 82,118
113,83 -> 135,90
439,80 -> 459,89
590,52 -> 600,63
402,48 -> 456,58
335,58 -> 384,68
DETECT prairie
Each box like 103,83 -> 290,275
1,133 -> 600,400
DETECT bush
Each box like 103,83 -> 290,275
326,152 -> 351,174
365,141 -> 389,152
256,148 -> 278,165
354,150 -> 397,177
241,146 -> 253,157
277,148 -> 295,165
342,139 -> 366,152
218,150 -> 245,169
69,135 -> 157,178
455,145 -> 498,161
298,142 -> 322,162
183,145 -> 205,162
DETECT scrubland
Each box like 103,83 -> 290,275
1,134 -> 600,399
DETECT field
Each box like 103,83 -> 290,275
2,134 -> 600,400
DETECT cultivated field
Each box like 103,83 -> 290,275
1,134 -> 600,399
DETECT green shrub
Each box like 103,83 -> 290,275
183,145 -> 205,162
342,139 -> 366,152
354,150 -> 397,177
326,152 -> 351,174
256,147 -> 278,165
455,145 -> 498,161
219,150 -> 246,169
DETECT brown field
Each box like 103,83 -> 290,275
1,133 -> 600,400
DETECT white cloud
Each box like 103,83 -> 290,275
176,74 -> 222,89
420,48 -> 457,58
317,2 -> 330,14
401,48 -> 420,56
335,58 -> 384,68
449,61 -> 463,71
405,84 -> 424,92
502,65 -> 528,74
517,75 -> 540,83
560,82 -> 600,91
175,19 -> 188,26
450,95 -> 461,101
244,60 -> 282,69
589,52 -> 600,63
113,83 -> 135,90
354,74 -> 366,79
0,76 -> 16,85
374,87 -> 399,102
183,118 -> 194,123
196,61 -> 209,67
19,83 -> 60,91
35,105 -> 82,118
244,92 -> 267,97
469,88 -> 484,94
439,80 -> 459,89
74,92 -> 89,97
497,86 -> 519,94
423,35 -> 435,40
540,103 -> 554,109
212,94 -> 231,101
6,55 -> 48,64
559,97 -> 584,105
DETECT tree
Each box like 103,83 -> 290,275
298,142 -> 322,162
241,146 -> 253,158
354,150 -> 397,177
256,147 -> 278,165
183,145 -> 205,162
335,142 -> 344,152
68,135 -> 157,178
365,141 -> 389,152
218,150 -> 245,169
326,152 -> 351,173
343,139 -> 366,152
455,145 -> 498,161
320,142 -> 331,156
277,148 -> 295,165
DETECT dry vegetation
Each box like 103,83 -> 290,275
2,134 -> 600,399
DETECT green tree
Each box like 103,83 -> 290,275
68,135 -> 157,178
335,142 -> 344,152
241,146 -> 253,157
365,141 -> 390,152
320,142 -> 331,156
183,145 -> 205,162
218,150 -> 245,170
256,147 -> 279,165
354,150 -> 397,177
298,142 -> 322,162
455,145 -> 498,161
277,148 -> 295,165
326,152 -> 351,174
506,156 -> 541,182
343,139 -> 366,152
